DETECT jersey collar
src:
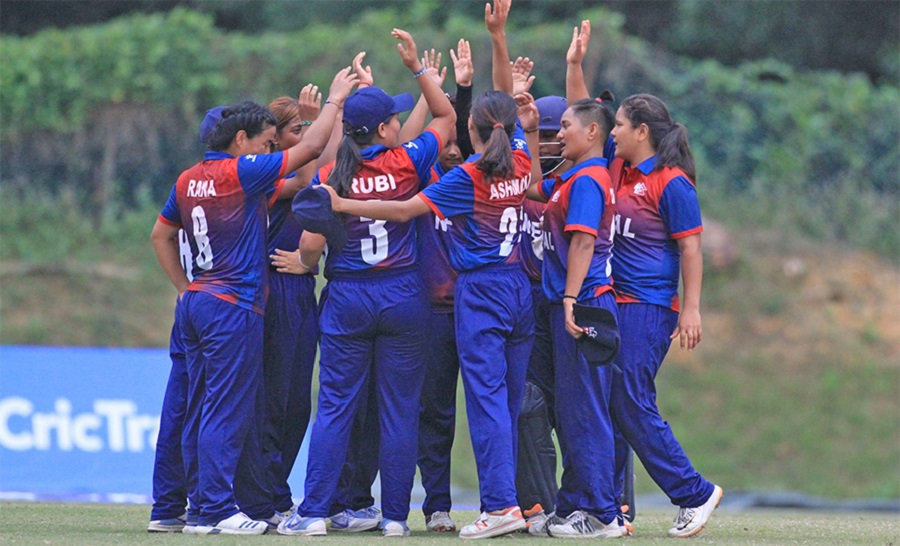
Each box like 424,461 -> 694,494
560,156 -> 608,181
360,144 -> 389,160
634,155 -> 658,175
204,151 -> 233,160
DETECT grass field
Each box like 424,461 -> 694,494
0,503 -> 897,545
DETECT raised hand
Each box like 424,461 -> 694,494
298,83 -> 321,122
326,66 -> 359,107
450,38 -> 473,87
566,19 -> 591,65
511,56 -> 535,95
392,28 -> 423,72
514,91 -> 539,133
352,51 -> 374,87
485,0 -> 511,35
422,48 -> 447,87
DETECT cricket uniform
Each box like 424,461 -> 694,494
298,129 -> 440,523
418,124 -> 534,512
609,155 -> 715,508
537,157 -> 618,524
416,164 -> 461,517
158,149 -> 287,526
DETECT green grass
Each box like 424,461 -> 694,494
0,503 -> 897,545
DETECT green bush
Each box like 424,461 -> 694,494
1,6 -> 897,259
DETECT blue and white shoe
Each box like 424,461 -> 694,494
278,514 -> 327,536
148,514 -> 186,532
329,506 -> 381,532
380,518 -> 410,537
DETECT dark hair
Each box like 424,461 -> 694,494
471,90 -> 518,180
328,122 -> 379,197
205,101 -> 276,152
570,90 -> 616,143
619,93 -> 695,182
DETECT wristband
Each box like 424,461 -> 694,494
298,255 -> 312,270
524,128 -> 538,134
562,295 -> 578,302
412,67 -> 427,78
325,99 -> 343,108
299,121 -> 312,127
357,82 -> 371,89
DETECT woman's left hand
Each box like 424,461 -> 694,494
563,297 -> 583,339
514,91 -> 539,133
270,248 -> 309,275
671,307 -> 702,350
298,83 -> 321,122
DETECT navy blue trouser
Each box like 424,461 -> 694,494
233,272 -> 318,515
455,264 -> 534,513
180,291 -> 264,525
550,293 -> 618,524
610,303 -> 714,508
299,270 -> 428,522
330,374 -> 380,514
417,310 -> 459,516
150,303 -> 188,521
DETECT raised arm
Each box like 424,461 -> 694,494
280,84 -> 322,198
393,28 -> 455,144
451,38 -> 475,157
566,20 -> 592,103
515,92 -> 546,202
398,48 -> 447,143
485,0 -> 513,94
282,66 -> 358,173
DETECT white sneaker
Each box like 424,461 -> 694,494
459,506 -> 525,539
667,485 -> 723,538
148,514 -> 186,532
547,510 -> 623,538
528,511 -> 556,536
261,512 -> 284,530
523,504 -> 549,535
278,514 -> 327,536
425,511 -> 456,532
380,519 -> 410,537
329,506 -> 382,532
194,512 -> 268,535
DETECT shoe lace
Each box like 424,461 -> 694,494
474,512 -> 490,529
673,507 -> 696,528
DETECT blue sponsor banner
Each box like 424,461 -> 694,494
0,346 -> 309,503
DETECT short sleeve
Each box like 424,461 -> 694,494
659,175 -> 703,239
158,185 -> 181,226
538,177 -> 556,201
564,176 -> 604,236
402,129 -> 442,186
237,151 -> 289,199
510,120 -> 530,158
419,166 -> 475,220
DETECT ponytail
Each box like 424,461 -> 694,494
328,123 -> 376,198
471,91 -> 518,180
620,94 -> 696,183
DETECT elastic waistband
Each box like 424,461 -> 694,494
326,264 -> 418,281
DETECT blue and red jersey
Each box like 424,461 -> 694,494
313,129 -> 441,278
538,157 -> 615,301
519,198 -> 545,283
610,155 -> 702,311
419,125 -> 531,272
159,150 -> 288,314
417,167 -> 459,311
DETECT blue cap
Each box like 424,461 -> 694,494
535,95 -> 568,131
291,185 -> 348,252
199,106 -> 225,144
343,87 -> 415,134
573,303 -> 620,366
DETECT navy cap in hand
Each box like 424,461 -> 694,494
291,185 -> 348,253
574,303 -> 620,366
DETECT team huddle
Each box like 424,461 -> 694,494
149,0 -> 722,539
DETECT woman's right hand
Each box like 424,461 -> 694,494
298,83 -> 321,122
515,91 -> 539,133
326,66 -> 359,107
450,39 -> 473,86
316,183 -> 343,213
270,248 -> 310,275
392,28 -> 423,73
352,51 -> 374,87
566,20 -> 591,65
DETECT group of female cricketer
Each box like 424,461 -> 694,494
149,0 -> 722,539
